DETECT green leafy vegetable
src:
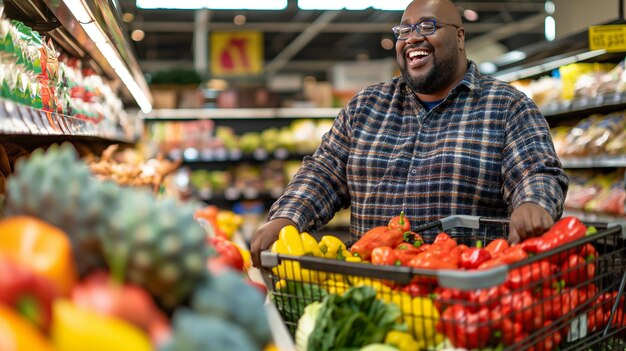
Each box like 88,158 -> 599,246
296,286 -> 402,351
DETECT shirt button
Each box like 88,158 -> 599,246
411,169 -> 417,174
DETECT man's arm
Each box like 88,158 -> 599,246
502,95 -> 569,242
250,107 -> 353,266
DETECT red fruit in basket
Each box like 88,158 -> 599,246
485,238 -> 509,258
388,211 -> 411,233
506,261 -> 556,290
393,243 -> 421,266
437,304 -> 492,349
521,217 -> 587,255
459,241 -> 492,270
207,236 -> 244,272
371,246 -> 400,266
71,271 -> 171,346
350,226 -> 404,260
561,254 -> 595,286
401,282 -> 431,297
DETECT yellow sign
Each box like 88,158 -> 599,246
589,25 -> 626,52
211,32 -> 263,76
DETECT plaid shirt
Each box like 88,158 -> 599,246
269,61 -> 568,239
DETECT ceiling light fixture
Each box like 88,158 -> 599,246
136,0 -> 287,10
545,15 -> 556,41
131,29 -> 145,41
62,0 -> 152,113
233,14 -> 247,25
298,0 -> 407,10
463,9 -> 479,22
380,37 -> 394,50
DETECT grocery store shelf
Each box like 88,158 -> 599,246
198,189 -> 284,203
541,91 -> 626,119
0,99 -> 137,144
564,208 -> 626,224
560,155 -> 626,168
174,148 -> 310,163
142,107 -> 341,120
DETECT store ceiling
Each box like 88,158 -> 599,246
118,0 -> 548,79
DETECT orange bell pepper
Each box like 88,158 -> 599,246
0,216 -> 77,296
0,303 -> 56,351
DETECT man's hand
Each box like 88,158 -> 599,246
508,202 -> 554,244
250,218 -> 298,268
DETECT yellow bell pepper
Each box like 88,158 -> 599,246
300,232 -> 323,257
318,235 -> 347,259
381,292 -> 439,344
51,300 -> 152,351
384,330 -> 420,351
324,279 -> 349,295
0,303 -> 56,351
0,216 -> 76,296
271,226 -> 325,283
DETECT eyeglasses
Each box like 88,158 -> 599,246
392,19 -> 460,40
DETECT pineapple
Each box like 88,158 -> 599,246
104,189 -> 208,309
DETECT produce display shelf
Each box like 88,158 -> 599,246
0,99 -> 136,143
560,155 -> 626,168
541,91 -> 626,118
143,107 -> 341,120
563,208 -> 626,223
175,148 -> 310,164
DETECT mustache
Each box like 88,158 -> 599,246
403,43 -> 434,55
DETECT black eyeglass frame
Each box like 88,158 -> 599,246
392,19 -> 460,40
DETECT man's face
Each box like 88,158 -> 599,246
395,0 -> 464,95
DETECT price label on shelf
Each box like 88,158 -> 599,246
589,25 -> 626,52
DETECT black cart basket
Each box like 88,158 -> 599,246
261,215 -> 626,350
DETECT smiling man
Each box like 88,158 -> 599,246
251,0 -> 568,267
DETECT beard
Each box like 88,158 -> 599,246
401,51 -> 458,94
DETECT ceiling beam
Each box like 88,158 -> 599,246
265,11 -> 341,75
133,21 -> 529,33
465,13 -> 546,49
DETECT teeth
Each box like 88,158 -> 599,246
409,51 -> 429,58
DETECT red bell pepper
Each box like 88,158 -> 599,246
433,287 -> 469,312
472,285 -> 511,311
561,254 -> 595,287
400,282 -> 431,297
402,231 -> 424,246
371,246 -> 400,266
478,245 -> 528,269
437,305 -> 494,349
579,243 -> 598,261
0,257 -> 56,333
499,316 -> 523,346
393,243 -> 421,266
485,238 -> 509,258
521,216 -> 587,254
506,261 -> 557,290
440,245 -> 463,268
388,211 -> 411,233
433,232 -> 457,251
350,226 -> 404,260
531,321 -> 563,351
460,241 -> 492,269
207,236 -> 244,271
501,290 -> 542,332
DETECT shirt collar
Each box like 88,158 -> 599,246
458,60 -> 480,92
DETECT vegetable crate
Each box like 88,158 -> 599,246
260,215 -> 626,350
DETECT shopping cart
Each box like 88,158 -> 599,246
260,215 -> 626,350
